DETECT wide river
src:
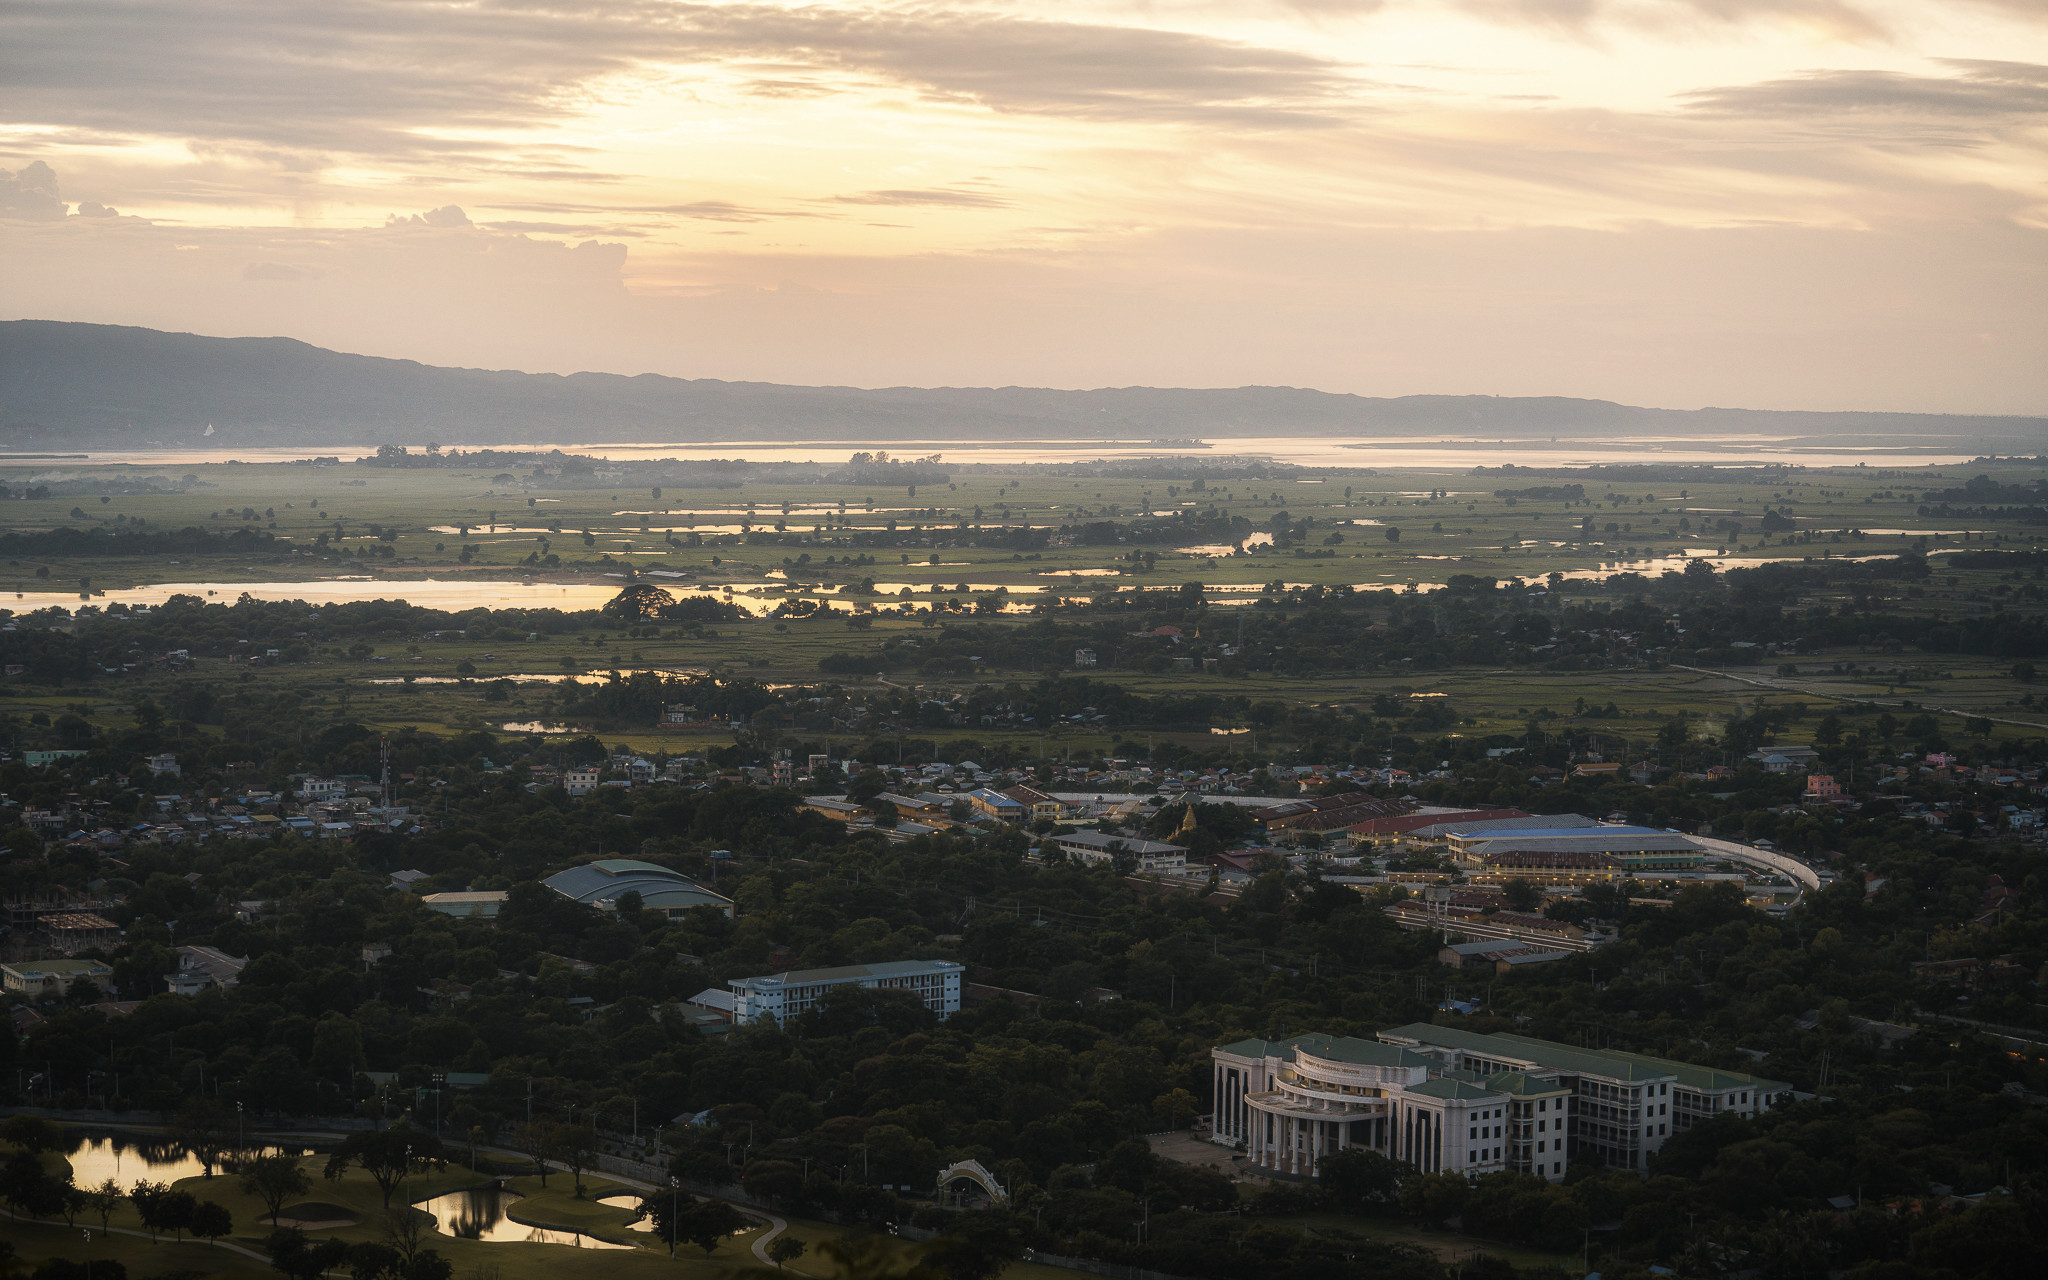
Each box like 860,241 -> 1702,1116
4,434 -> 1985,470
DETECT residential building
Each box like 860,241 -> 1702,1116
684,987 -> 736,1022
1212,1025 -> 1789,1183
1003,785 -> 1068,822
1252,793 -> 1403,835
1806,774 -> 1843,800
1751,745 -> 1820,771
421,890 -> 509,920
967,788 -> 1027,822
165,946 -> 248,995
564,768 -> 601,796
1437,940 -> 1570,972
803,796 -> 866,822
145,753 -> 180,777
1054,829 -> 1188,873
540,858 -> 735,919
874,792 -> 958,823
730,959 -> 965,1025
1,958 -> 113,997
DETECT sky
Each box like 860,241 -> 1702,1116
2,0 -> 2045,414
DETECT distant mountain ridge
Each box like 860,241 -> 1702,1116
1,320 -> 2041,449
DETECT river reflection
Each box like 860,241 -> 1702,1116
419,1185 -> 635,1249
15,580 -> 629,612
36,436 -> 1983,469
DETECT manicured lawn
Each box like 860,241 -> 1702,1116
1265,1210 -> 1577,1272
0,1217 -> 272,1280
501,1173 -> 652,1244
1,1151 -> 771,1280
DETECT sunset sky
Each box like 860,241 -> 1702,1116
3,0 -> 2044,413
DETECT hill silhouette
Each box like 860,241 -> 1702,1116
2,320 -> 2038,450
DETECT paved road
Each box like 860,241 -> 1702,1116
748,1209 -> 791,1264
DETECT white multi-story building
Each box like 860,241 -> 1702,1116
1054,830 -> 1188,873
1213,1024 -> 1790,1182
730,959 -> 964,1026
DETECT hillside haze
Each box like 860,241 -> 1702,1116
2,320 -> 2040,450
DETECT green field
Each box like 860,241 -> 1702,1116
2,451 -> 2044,759
0,1150 -> 766,1280
3,453 -> 2038,597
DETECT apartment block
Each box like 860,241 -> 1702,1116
730,959 -> 964,1025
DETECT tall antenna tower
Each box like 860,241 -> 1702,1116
380,735 -> 392,810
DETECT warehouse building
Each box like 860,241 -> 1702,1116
1445,824 -> 1705,874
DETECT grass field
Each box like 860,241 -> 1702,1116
3,454 -> 2039,600
2,453 -> 2044,761
6,630 -> 2038,773
0,1152 -> 778,1280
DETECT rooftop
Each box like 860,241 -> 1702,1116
1218,1032 -> 1431,1071
1379,1023 -> 1792,1092
1290,1032 -> 1433,1070
731,959 -> 964,990
1057,830 -> 1188,855
1450,824 -> 1669,840
1484,1071 -> 1573,1097
541,860 -> 733,913
1407,1076 -> 1502,1100
2,958 -> 110,975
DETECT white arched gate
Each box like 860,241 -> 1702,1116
935,1158 -> 1009,1204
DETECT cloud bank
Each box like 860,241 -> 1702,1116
1,0 -> 2043,411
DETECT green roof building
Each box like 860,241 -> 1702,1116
1214,1021 -> 1793,1183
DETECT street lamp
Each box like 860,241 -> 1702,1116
668,1176 -> 680,1258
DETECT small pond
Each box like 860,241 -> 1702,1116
419,1185 -> 635,1249
597,1192 -> 656,1231
62,1135 -> 312,1192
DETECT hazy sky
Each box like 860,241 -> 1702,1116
3,0 -> 2045,413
